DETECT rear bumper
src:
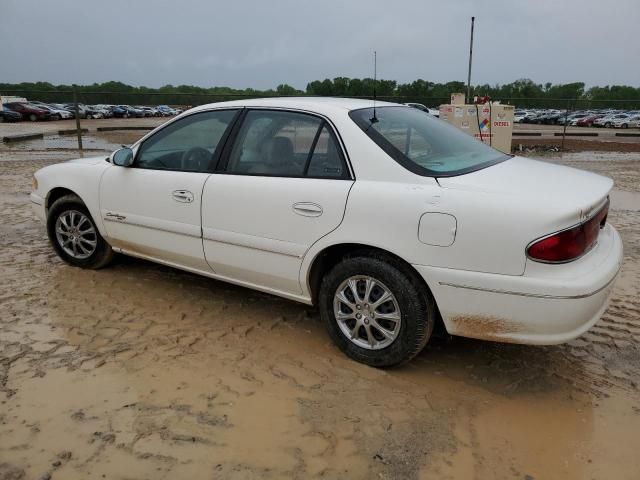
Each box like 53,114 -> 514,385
414,224 -> 623,344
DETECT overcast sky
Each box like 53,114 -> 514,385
2,0 -> 638,89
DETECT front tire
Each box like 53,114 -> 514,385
319,255 -> 435,367
47,194 -> 114,269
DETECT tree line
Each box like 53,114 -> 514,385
1,78 -> 639,109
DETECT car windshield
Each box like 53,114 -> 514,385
349,106 -> 509,177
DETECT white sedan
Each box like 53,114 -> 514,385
31,98 -> 623,366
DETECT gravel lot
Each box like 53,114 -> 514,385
1,128 -> 639,479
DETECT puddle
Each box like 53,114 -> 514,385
0,134 -> 120,154
611,189 -> 640,211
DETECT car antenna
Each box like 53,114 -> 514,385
370,51 -> 378,123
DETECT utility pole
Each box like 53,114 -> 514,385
466,16 -> 475,104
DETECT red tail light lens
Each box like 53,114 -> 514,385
527,198 -> 609,263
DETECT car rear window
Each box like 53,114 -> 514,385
349,106 -> 509,177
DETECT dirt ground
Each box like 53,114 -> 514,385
513,138 -> 640,153
1,134 -> 639,480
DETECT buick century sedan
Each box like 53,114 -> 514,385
31,98 -> 623,366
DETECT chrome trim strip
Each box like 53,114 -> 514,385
439,266 -> 620,300
202,227 -> 305,258
103,216 -> 202,239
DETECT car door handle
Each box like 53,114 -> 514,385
172,190 -> 194,203
292,202 -> 323,217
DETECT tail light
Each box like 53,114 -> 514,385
527,198 -> 609,263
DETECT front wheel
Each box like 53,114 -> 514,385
47,194 -> 114,269
29,114 -> 37,122
319,256 -> 435,367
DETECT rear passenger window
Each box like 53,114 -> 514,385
225,110 -> 347,179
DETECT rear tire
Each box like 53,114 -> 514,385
29,114 -> 37,122
319,255 -> 435,367
47,194 -> 114,269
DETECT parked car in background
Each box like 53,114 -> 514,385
62,103 -> 89,119
157,105 -> 179,116
625,115 -> 640,128
611,115 -> 633,128
521,112 -> 545,124
126,105 -> 145,117
576,114 -> 601,127
31,98 -> 622,367
542,111 -> 567,125
4,102 -> 51,121
139,106 -> 161,117
594,114 -> 628,128
0,106 -> 22,122
88,105 -> 114,119
110,105 -> 130,118
404,103 -> 440,118
564,113 -> 588,126
110,105 -> 143,118
85,107 -> 104,119
31,103 -> 74,120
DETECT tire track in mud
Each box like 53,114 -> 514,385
542,156 -> 640,399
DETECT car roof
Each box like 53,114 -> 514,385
189,96 -> 401,116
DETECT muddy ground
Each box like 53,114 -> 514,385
1,136 -> 639,480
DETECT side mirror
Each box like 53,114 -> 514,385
112,147 -> 134,167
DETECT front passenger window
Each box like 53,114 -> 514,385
136,109 -> 237,172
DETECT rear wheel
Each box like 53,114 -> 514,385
319,255 -> 435,367
29,114 -> 37,122
47,194 -> 114,269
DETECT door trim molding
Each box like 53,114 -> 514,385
202,226 -> 307,258
102,210 -> 202,238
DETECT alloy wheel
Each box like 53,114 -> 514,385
333,275 -> 401,350
54,210 -> 97,259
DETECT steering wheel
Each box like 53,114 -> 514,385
180,147 -> 210,171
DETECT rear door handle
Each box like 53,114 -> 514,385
172,190 -> 194,203
293,202 -> 323,217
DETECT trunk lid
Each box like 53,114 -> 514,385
435,156 -> 613,275
438,156 -> 613,227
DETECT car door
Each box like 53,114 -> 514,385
100,109 -> 239,270
202,109 -> 354,295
